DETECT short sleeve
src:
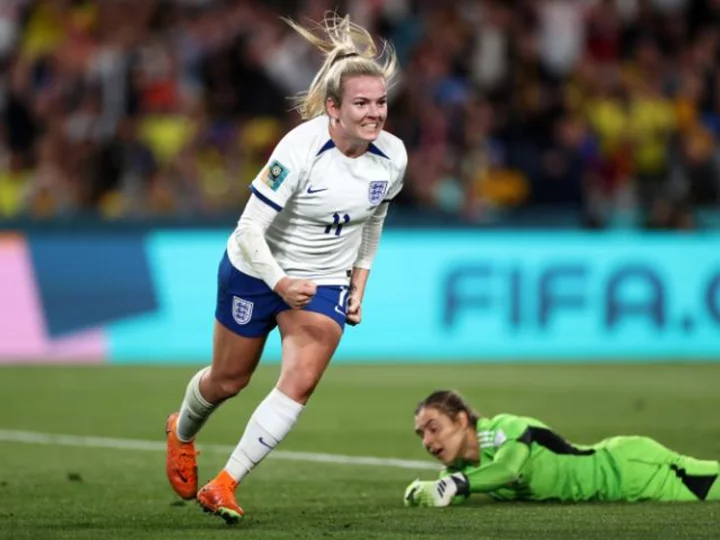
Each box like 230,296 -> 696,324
384,144 -> 407,202
250,136 -> 305,212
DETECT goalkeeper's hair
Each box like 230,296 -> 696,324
282,11 -> 397,120
415,390 -> 480,427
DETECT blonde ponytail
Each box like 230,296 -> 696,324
282,12 -> 398,120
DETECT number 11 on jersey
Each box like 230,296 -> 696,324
325,213 -> 350,236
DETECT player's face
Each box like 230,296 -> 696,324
414,407 -> 468,466
336,75 -> 387,143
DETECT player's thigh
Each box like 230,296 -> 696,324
603,436 -> 714,501
605,436 -> 679,465
210,251 -> 281,396
210,320 -> 267,382
275,309 -> 343,404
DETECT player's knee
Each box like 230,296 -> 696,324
219,376 -> 250,399
278,369 -> 321,404
207,370 -> 252,400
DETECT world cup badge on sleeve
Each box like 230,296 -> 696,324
261,160 -> 289,191
368,181 -> 389,205
232,296 -> 254,325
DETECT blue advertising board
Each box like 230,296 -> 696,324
107,231 -> 720,363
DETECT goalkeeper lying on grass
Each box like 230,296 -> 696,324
405,390 -> 720,507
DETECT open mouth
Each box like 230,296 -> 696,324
430,448 -> 443,459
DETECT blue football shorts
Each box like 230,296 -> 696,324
215,251 -> 349,338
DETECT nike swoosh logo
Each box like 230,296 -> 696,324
307,186 -> 328,194
258,437 -> 275,450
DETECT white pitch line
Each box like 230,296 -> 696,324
0,429 -> 438,470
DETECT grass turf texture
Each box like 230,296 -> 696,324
0,364 -> 718,540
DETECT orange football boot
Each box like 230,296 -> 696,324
165,412 -> 199,499
197,470 -> 245,525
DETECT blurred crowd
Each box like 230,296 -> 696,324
1,0 -> 720,228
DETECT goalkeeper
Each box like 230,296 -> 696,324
405,390 -> 720,507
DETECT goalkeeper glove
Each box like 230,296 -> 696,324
403,473 -> 470,507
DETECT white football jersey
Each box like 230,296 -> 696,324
227,115 -> 407,286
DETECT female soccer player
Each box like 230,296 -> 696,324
164,13 -> 406,524
405,390 -> 720,507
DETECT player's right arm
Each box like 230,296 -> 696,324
460,415 -> 533,494
405,415 -> 532,508
460,441 -> 530,493
433,442 -> 529,497
234,133 -> 316,308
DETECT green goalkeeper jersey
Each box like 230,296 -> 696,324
445,414 -> 719,503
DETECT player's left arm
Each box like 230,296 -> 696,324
347,202 -> 388,326
347,145 -> 406,326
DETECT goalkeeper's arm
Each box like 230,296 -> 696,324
461,440 -> 530,493
405,441 -> 530,507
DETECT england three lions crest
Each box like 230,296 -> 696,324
368,181 -> 389,205
232,296 -> 254,325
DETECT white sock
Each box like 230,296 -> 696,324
176,367 -> 217,442
224,388 -> 304,482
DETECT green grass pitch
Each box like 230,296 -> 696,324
0,363 -> 719,539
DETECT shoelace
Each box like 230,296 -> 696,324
177,447 -> 200,469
